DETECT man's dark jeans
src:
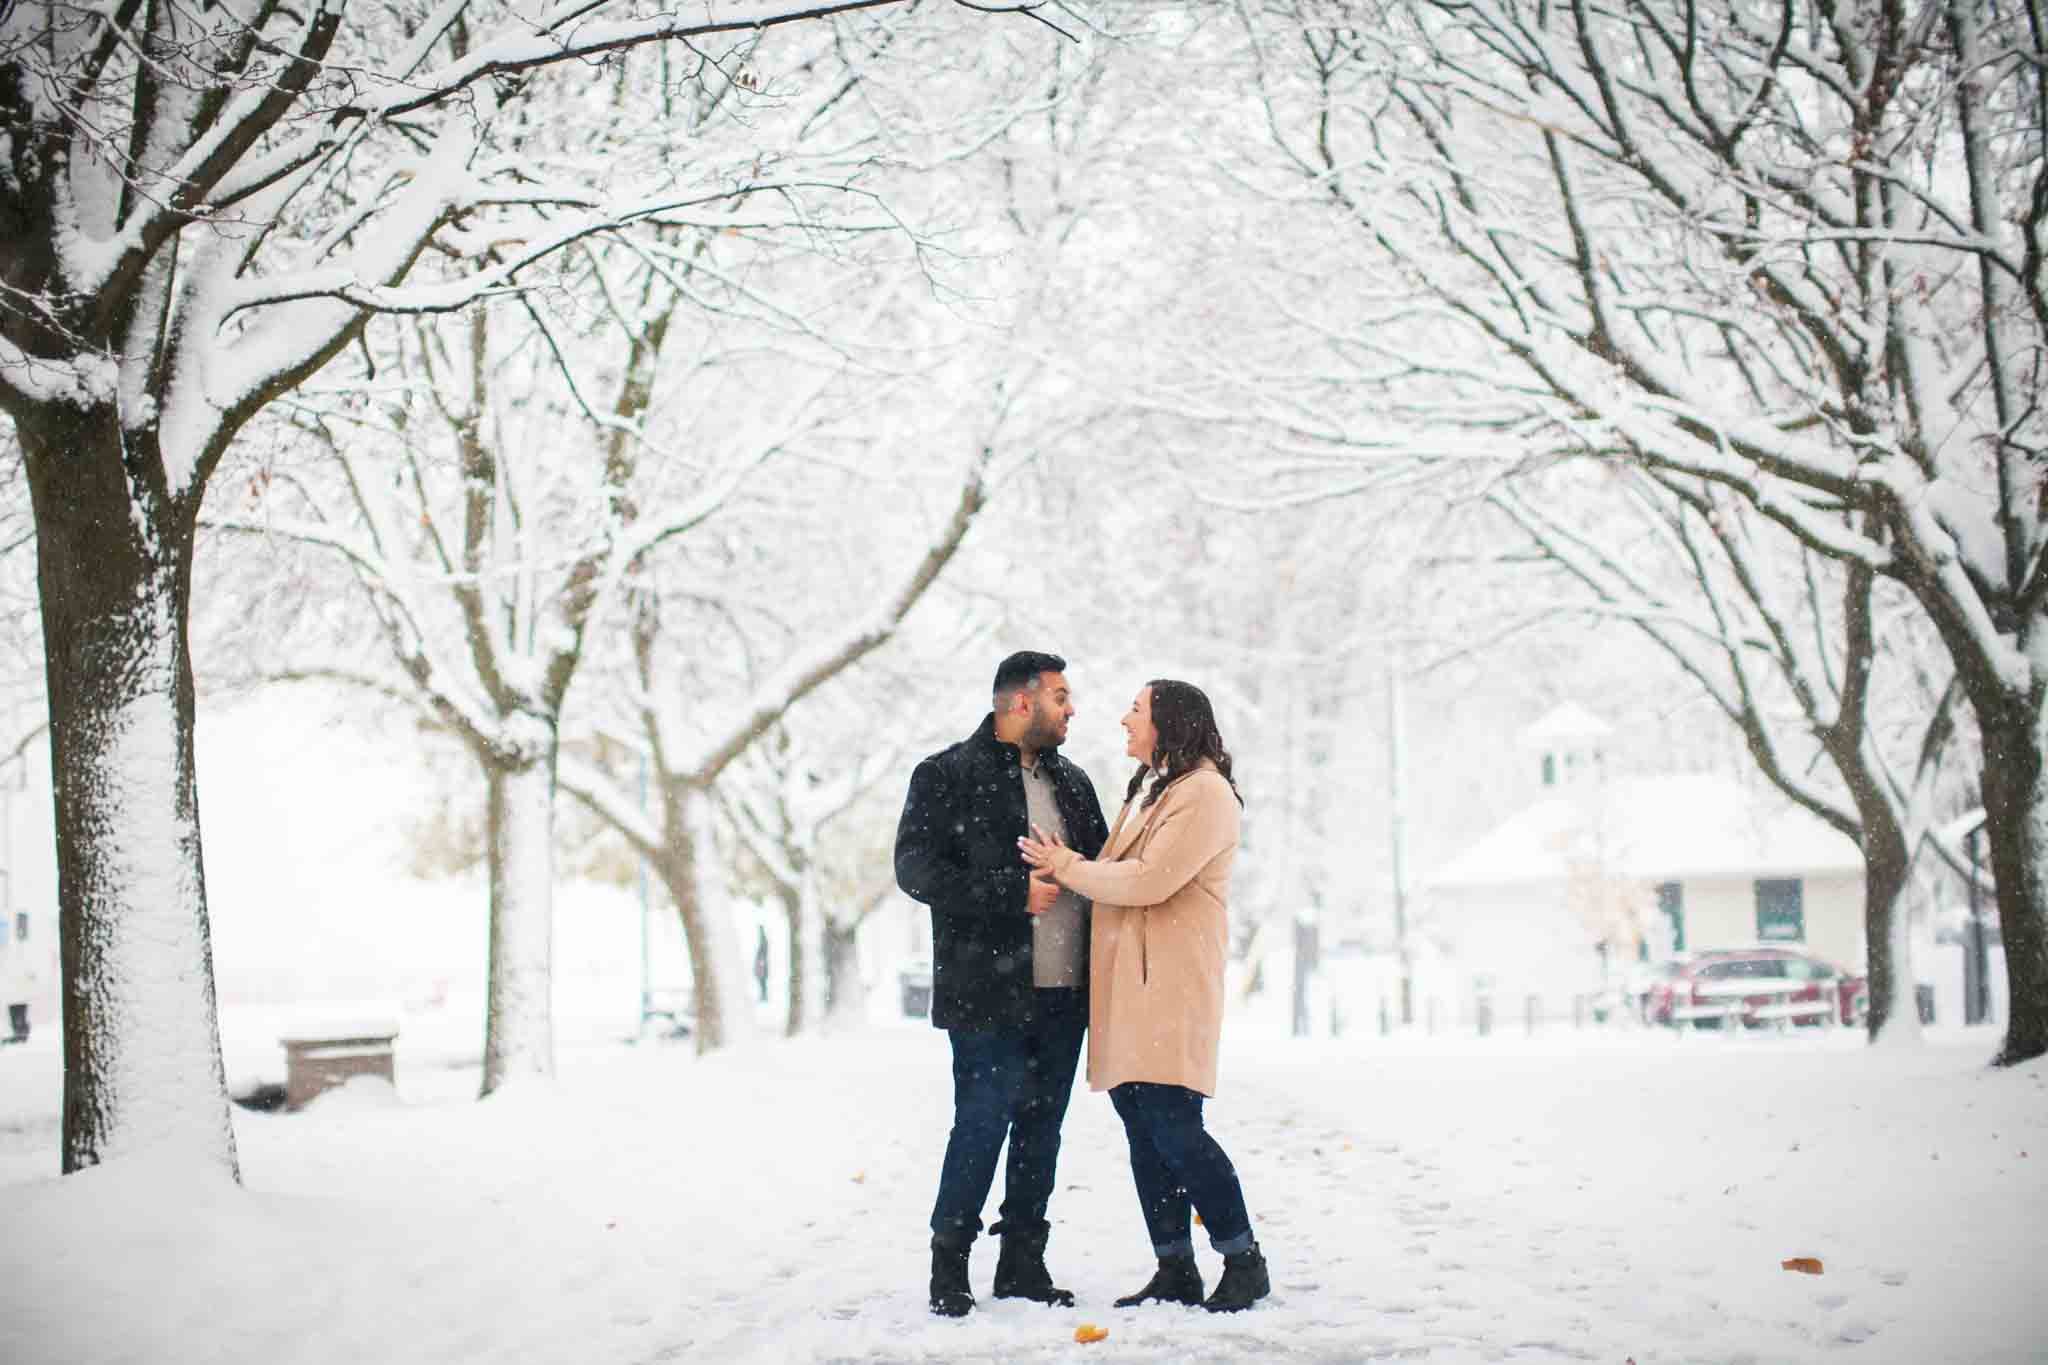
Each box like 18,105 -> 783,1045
930,987 -> 1087,1245
1108,1081 -> 1254,1258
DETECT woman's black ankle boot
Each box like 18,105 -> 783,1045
1114,1253 -> 1205,1308
1201,1242 -> 1270,1313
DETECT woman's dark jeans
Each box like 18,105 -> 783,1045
1108,1081 -> 1254,1257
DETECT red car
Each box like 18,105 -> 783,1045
1644,946 -> 1868,1030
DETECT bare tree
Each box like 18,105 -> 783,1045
561,435 -> 993,1051
718,710 -> 922,1035
0,0 -> 1068,1175
1242,0 -> 2048,1062
1493,465 -> 1964,1040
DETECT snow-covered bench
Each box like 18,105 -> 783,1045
280,1024 -> 398,1110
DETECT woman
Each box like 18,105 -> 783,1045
1017,679 -> 1269,1314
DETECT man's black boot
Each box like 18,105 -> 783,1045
990,1220 -> 1075,1307
929,1237 -> 974,1317
1202,1242 -> 1271,1313
1113,1253 -> 1204,1308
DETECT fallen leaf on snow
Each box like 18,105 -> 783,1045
1781,1257 -> 1824,1275
1075,1323 -> 1109,1344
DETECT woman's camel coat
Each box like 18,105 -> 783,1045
1044,762 -> 1239,1097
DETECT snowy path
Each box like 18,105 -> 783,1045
2,1022 -> 2043,1363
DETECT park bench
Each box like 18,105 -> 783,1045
279,1025 -> 398,1110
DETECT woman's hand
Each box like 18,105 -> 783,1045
1017,823 -> 1070,879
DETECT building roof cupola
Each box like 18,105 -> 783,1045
1519,702 -> 1612,791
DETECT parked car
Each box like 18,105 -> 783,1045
1644,946 -> 1867,1030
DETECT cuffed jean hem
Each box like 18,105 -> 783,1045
1210,1228 -> 1255,1256
1152,1237 -> 1195,1259
1109,1081 -> 1255,1260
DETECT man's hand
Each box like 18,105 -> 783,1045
1026,869 -> 1061,916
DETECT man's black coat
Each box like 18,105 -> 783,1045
894,713 -> 1111,1032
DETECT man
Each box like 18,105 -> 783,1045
894,650 -> 1111,1317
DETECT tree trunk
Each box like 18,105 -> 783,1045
1857,824 -> 1920,1045
822,916 -> 863,1022
20,407 -> 238,1177
653,786 -> 753,1054
480,729 -> 558,1095
1974,686 -> 2048,1066
777,879 -> 806,1037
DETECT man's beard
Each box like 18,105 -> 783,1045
1024,708 -> 1065,751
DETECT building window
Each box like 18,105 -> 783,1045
1657,881 -> 1684,953
1755,879 -> 1804,942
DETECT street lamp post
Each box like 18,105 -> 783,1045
1387,652 -> 1413,1026
637,752 -> 652,1036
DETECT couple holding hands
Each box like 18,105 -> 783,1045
894,651 -> 1269,1318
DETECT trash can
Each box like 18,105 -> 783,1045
898,959 -> 933,1019
1915,983 -> 1936,1025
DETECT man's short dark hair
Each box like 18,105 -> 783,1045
993,650 -> 1066,702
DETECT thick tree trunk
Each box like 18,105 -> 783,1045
1902,572 -> 2047,1064
1974,686 -> 2048,1066
480,729 -> 558,1095
20,407 -> 237,1177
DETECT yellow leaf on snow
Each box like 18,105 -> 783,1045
1074,1324 -> 1109,1344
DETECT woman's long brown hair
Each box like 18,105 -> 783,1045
1125,679 -> 1243,810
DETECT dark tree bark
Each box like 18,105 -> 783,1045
1962,682 -> 2048,1065
18,404 -> 236,1175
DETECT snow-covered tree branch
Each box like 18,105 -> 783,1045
0,0 -> 1067,1175
1242,0 -> 2048,1064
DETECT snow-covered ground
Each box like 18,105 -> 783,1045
2,1016 -> 2041,1364
1,695 -> 2040,1362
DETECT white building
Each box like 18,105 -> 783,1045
1420,705 -> 1865,1014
